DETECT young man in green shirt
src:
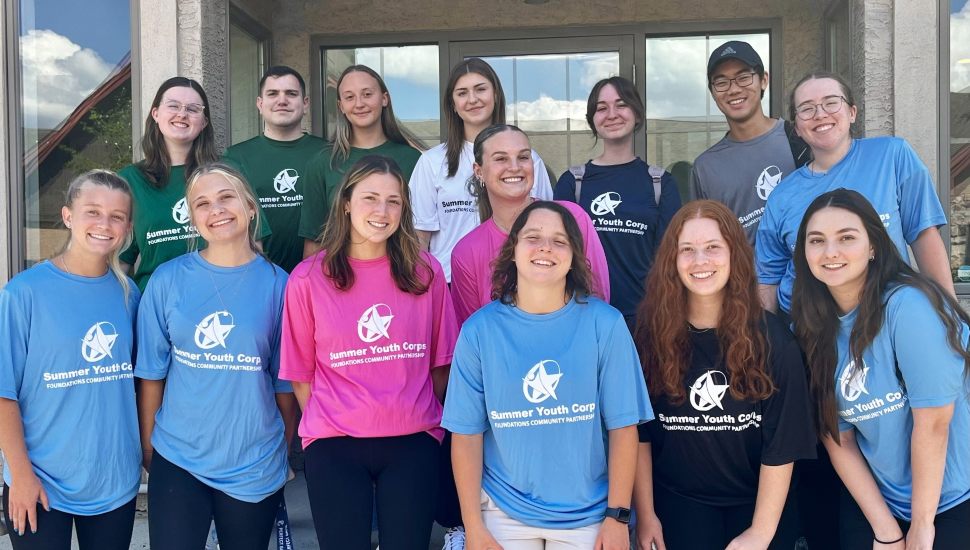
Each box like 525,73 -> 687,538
224,66 -> 324,272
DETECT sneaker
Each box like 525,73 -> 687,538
442,526 -> 466,550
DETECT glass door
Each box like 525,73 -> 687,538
450,36 -> 635,180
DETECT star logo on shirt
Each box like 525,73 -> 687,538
755,165 -> 783,201
590,191 -> 622,216
172,197 -> 191,225
273,168 -> 299,194
839,360 -> 870,402
522,360 -> 563,403
357,304 -> 394,343
195,311 -> 235,349
689,370 -> 730,411
81,322 -> 118,362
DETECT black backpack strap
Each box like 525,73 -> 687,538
785,119 -> 812,169
569,164 -> 586,203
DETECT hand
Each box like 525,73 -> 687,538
905,521 -> 934,550
725,526 -> 773,550
142,448 -> 153,471
635,512 -> 666,550
7,471 -> 49,535
465,524 -> 504,550
595,517 -> 630,550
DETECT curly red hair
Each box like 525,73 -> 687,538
634,200 -> 775,404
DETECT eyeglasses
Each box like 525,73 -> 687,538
161,100 -> 206,117
795,96 -> 847,120
710,72 -> 757,92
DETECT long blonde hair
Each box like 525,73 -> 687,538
184,162 -> 263,255
60,170 -> 134,302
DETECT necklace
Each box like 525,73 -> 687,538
205,255 -> 256,313
687,323 -> 722,370
58,254 -> 74,276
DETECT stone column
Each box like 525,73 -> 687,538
893,0 -> 939,178
850,0 -> 894,137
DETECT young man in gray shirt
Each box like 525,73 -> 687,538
689,40 -> 809,244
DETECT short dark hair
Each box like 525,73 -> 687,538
585,76 -> 644,140
259,65 -> 307,96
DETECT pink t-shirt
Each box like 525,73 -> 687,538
450,200 -> 611,324
280,251 -> 458,447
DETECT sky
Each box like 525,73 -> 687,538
19,0 -> 129,129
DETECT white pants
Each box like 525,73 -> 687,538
481,491 -> 600,549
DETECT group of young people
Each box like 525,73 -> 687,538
0,39 -> 967,550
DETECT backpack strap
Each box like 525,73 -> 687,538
568,164 -> 587,203
648,165 -> 665,206
784,119 -> 812,169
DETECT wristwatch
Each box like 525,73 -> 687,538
605,506 -> 632,524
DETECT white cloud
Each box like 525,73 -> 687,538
952,3 -> 970,93
357,45 -> 439,87
509,95 -> 587,131
20,29 -> 114,129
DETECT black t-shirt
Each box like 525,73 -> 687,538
638,314 -> 816,506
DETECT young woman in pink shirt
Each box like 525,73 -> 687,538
279,155 -> 458,550
450,124 -> 610,324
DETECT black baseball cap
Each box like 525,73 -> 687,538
707,41 -> 765,80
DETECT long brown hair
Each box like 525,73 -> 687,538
317,155 -> 431,294
443,58 -> 507,178
634,200 -> 774,404
138,77 -> 217,189
330,65 -> 425,168
490,201 -> 593,304
792,189 -> 970,441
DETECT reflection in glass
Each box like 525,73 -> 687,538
323,45 -> 440,146
479,52 -> 620,177
19,0 -> 132,267
229,22 -> 264,145
645,33 -> 770,188
948,0 -> 970,281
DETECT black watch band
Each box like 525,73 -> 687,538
605,506 -> 632,524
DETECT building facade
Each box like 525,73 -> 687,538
2,0 -> 968,297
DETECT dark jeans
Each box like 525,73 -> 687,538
304,432 -> 439,550
2,486 -> 134,550
147,451 -> 283,550
839,486 -> 970,550
654,483 -> 801,550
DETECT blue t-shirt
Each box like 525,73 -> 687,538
554,159 -> 681,319
0,262 -> 141,515
835,285 -> 970,520
136,252 -> 291,502
756,137 -> 947,313
442,296 -> 653,529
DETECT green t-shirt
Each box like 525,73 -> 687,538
119,163 -> 271,291
224,133 -> 325,272
297,140 -> 421,241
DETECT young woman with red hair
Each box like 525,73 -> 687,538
632,200 -> 816,550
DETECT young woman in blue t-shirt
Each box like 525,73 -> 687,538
136,163 -> 295,550
0,170 -> 140,550
792,189 -> 970,549
444,200 -> 651,550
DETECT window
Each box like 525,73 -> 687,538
949,0 -> 970,282
645,33 -> 770,199
228,7 -> 270,145
16,0 -> 132,267
322,45 -> 440,146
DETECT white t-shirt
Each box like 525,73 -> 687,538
409,141 -> 554,282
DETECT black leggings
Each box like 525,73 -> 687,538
839,485 -> 970,550
304,433 -> 439,550
1,486 -> 134,550
435,430 -> 463,528
147,451 -> 283,550
653,483 -> 801,550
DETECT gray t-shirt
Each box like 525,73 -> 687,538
689,119 -> 796,245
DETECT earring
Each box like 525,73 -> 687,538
66,222 -> 72,229
869,255 -> 875,262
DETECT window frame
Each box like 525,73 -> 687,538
227,3 -> 271,143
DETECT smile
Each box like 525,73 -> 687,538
367,221 -> 389,228
728,98 -> 745,105
501,176 -> 524,184
531,259 -> 555,267
690,271 -> 715,279
210,218 -> 234,228
88,233 -> 113,241
822,262 -> 846,269
813,123 -> 835,132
